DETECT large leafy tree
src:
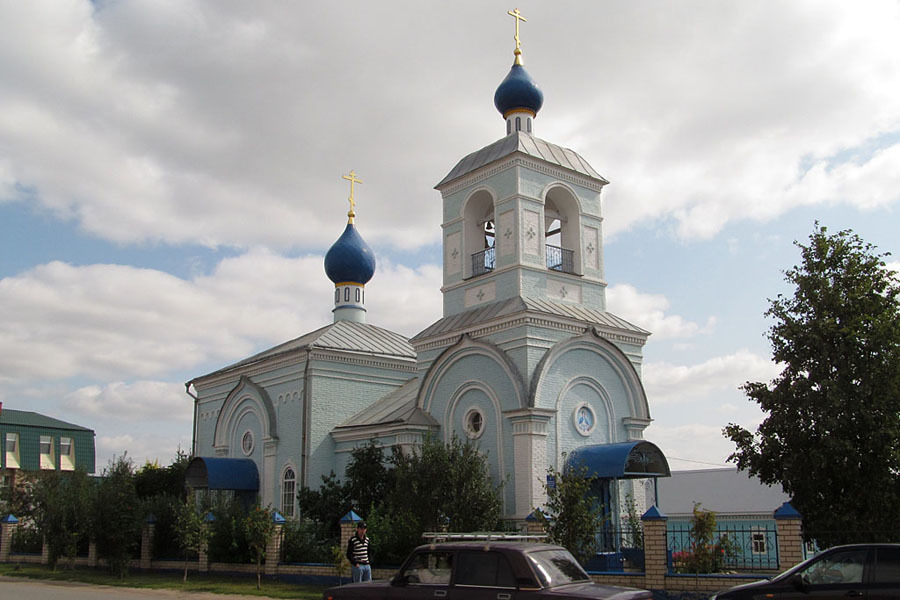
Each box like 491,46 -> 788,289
725,224 -> 900,546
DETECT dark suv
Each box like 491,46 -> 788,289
712,544 -> 900,600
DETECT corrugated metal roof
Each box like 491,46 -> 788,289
656,468 -> 790,516
335,379 -> 438,429
411,296 -> 649,342
436,132 -> 608,189
0,408 -> 93,432
193,320 -> 415,381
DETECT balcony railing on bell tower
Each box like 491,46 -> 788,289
472,247 -> 496,277
546,244 -> 574,274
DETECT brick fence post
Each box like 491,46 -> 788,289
140,517 -> 156,570
265,512 -> 286,576
524,508 -> 550,537
88,540 -> 98,568
775,502 -> 803,571
199,511 -> 215,573
641,505 -> 668,591
41,535 -> 50,565
0,514 -> 18,562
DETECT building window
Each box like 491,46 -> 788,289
5,433 -> 20,469
465,408 -> 484,439
751,529 -> 767,554
355,288 -> 360,302
515,116 -> 521,131
334,289 -> 340,303
282,467 -> 296,518
241,431 -> 254,456
40,435 -> 55,469
59,437 -> 75,471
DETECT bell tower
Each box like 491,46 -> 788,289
435,11 -> 609,320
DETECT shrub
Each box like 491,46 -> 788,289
281,518 -> 335,564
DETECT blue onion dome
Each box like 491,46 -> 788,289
324,223 -> 376,285
494,63 -> 544,118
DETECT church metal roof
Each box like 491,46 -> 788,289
193,320 -> 415,380
334,379 -> 438,429
436,132 -> 608,189
411,296 -> 649,342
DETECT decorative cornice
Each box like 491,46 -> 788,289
440,155 -> 606,197
413,313 -> 647,353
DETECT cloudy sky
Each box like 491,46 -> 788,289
1,0 -> 898,474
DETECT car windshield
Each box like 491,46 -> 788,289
527,549 -> 591,587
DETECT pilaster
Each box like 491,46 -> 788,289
507,408 -> 554,517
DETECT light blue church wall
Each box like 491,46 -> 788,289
419,340 -> 525,512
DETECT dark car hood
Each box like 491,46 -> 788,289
544,582 -> 653,600
712,578 -> 772,596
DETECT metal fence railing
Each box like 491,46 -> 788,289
668,523 -> 779,573
471,247 -> 495,277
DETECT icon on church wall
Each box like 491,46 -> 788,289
574,403 -> 596,436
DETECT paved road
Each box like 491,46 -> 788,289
0,577 -> 275,600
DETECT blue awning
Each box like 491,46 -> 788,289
566,441 -> 670,479
185,457 -> 260,491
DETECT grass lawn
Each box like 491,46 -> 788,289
0,563 -> 331,599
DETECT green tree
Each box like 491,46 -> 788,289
297,471 -> 351,537
174,499 -> 210,582
537,464 -> 603,565
242,505 -> 276,590
389,434 -> 502,533
344,440 -> 391,519
32,469 -> 95,570
673,503 -> 737,574
725,224 -> 900,547
94,455 -> 142,578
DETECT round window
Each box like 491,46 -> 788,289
573,403 -> 596,436
465,409 -> 484,439
241,430 -> 254,455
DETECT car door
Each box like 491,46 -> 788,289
868,546 -> 900,600
779,548 -> 869,600
388,550 -> 455,600
448,550 -> 518,600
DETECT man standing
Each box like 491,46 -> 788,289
346,521 -> 371,582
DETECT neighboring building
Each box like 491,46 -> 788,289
0,406 -> 96,490
187,14 -> 670,524
654,468 -> 791,569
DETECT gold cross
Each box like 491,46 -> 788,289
342,170 -> 362,222
507,8 -> 527,64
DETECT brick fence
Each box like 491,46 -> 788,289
0,503 -> 804,593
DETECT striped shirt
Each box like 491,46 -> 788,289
347,534 -> 370,565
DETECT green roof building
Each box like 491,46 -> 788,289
0,406 -> 96,488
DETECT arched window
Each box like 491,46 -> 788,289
527,117 -> 532,133
507,119 -> 511,135
515,116 -> 521,131
344,288 -> 350,302
282,467 -> 296,518
355,288 -> 360,302
334,289 -> 340,303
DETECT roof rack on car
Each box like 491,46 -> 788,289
421,532 -> 549,542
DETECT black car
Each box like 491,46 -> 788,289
711,544 -> 900,600
323,541 -> 653,600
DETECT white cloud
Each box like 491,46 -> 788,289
0,250 -> 441,385
2,2 -> 899,251
643,350 -> 779,406
96,432 -> 191,472
62,380 -> 191,423
606,284 -> 714,340
643,423 -> 738,470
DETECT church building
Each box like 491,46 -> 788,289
186,11 -> 669,525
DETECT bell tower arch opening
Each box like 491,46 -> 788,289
544,184 -> 581,275
463,188 -> 496,278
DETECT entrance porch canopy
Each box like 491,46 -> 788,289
566,441 -> 670,479
185,457 -> 260,491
